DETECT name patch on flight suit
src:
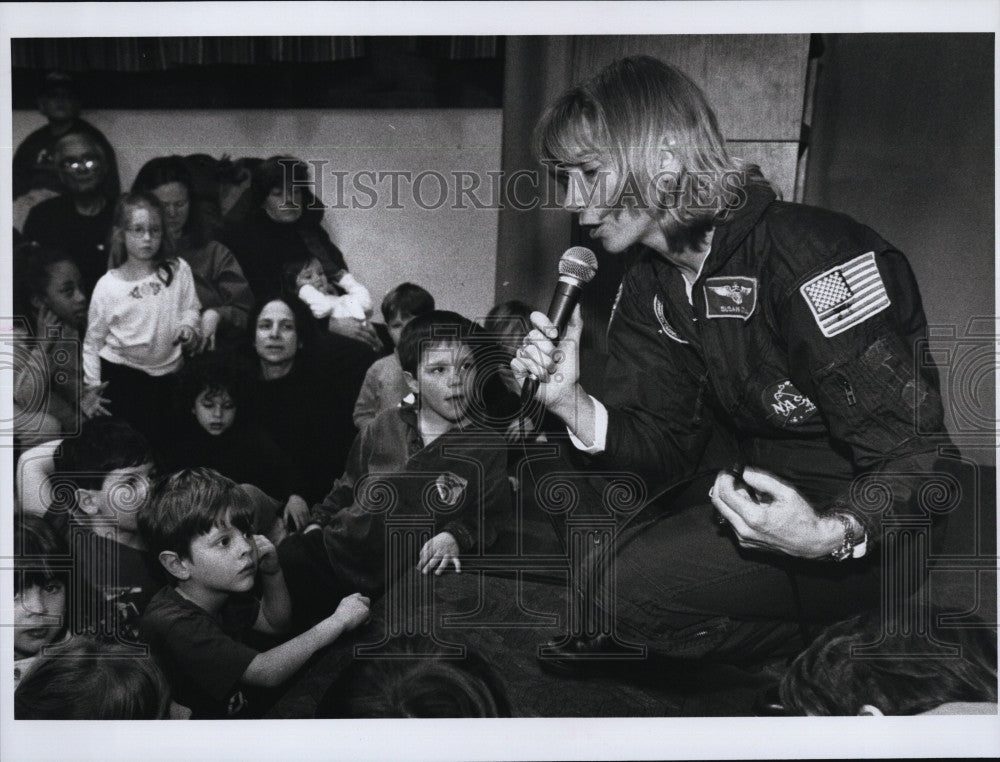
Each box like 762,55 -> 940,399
653,294 -> 689,344
703,276 -> 758,320
763,380 -> 818,426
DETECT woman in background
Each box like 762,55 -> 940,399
132,156 -> 254,353
245,296 -> 359,503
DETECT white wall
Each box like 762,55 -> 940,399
13,108 -> 503,322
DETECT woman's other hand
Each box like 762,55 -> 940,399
710,467 -> 847,559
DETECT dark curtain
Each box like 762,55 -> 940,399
12,37 -> 499,70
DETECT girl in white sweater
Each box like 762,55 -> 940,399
83,192 -> 201,448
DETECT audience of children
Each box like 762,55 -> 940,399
83,191 -> 203,450
132,155 -> 254,353
353,282 -> 435,430
138,468 -> 370,718
276,310 -> 513,627
11,145 -> 996,724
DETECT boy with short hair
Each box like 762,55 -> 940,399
41,416 -> 163,642
279,310 -> 513,627
138,468 -> 370,719
35,416 -> 281,644
352,282 -> 435,430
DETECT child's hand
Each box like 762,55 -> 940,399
418,532 -> 461,575
283,495 -> 310,531
252,534 -> 281,576
81,381 -> 111,418
36,304 -> 67,335
198,309 -> 220,352
174,325 -> 202,354
331,592 -> 371,630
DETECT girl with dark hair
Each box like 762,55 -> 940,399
13,512 -> 71,686
132,156 -> 254,353
13,244 -> 109,439
82,192 -> 202,448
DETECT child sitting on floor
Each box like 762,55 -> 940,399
277,310 -> 513,627
41,416 -> 164,643
353,282 -> 435,430
138,468 -> 370,718
13,512 -> 71,686
169,352 -> 311,531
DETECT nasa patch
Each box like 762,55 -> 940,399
653,294 -> 689,344
703,276 -> 758,320
762,380 -> 818,426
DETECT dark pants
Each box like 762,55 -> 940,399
101,359 -> 177,454
277,529 -> 357,632
587,497 -> 883,662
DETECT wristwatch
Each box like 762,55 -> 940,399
830,512 -> 868,561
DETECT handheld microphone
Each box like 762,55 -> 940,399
520,246 -> 598,406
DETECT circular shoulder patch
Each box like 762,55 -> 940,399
762,379 -> 818,426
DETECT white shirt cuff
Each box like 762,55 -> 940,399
567,395 -> 608,454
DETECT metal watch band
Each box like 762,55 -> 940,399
830,512 -> 857,561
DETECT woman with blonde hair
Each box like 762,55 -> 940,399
514,56 -> 952,673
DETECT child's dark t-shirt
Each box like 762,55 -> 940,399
42,512 -> 167,643
139,586 -> 260,719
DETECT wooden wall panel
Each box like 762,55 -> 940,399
727,141 -> 801,201
570,35 -> 811,140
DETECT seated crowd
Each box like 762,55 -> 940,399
10,75 -> 996,720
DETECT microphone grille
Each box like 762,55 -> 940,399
558,246 -> 598,284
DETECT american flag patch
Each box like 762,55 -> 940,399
800,251 -> 890,338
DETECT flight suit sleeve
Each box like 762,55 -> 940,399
781,246 -> 949,545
